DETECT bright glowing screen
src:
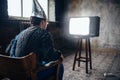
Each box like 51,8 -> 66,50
69,17 -> 90,35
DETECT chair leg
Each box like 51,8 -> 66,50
56,63 -> 60,80
31,73 -> 37,80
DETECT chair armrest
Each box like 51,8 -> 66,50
34,54 -> 63,72
31,59 -> 61,80
32,56 -> 63,80
34,58 -> 62,72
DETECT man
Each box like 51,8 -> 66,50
6,0 -> 64,79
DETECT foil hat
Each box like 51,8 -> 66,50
31,0 -> 46,19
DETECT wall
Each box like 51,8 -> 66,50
65,0 -> 120,52
0,0 -> 8,19
0,20 -> 25,53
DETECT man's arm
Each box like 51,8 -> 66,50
5,39 -> 14,55
39,31 -> 64,63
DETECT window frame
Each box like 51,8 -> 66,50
8,0 -> 49,20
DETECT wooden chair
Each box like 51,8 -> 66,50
0,52 -> 62,80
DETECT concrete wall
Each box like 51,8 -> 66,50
65,0 -> 120,51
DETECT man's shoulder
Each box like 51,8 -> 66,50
19,26 -> 51,38
34,28 -> 51,36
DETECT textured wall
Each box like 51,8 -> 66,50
0,0 -> 8,19
66,0 -> 120,51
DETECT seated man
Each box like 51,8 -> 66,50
5,0 -> 64,80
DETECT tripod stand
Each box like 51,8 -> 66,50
72,38 -> 92,73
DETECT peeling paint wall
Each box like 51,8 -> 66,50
66,0 -> 120,50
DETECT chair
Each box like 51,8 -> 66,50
0,52 -> 62,80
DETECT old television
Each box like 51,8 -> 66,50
69,16 -> 100,38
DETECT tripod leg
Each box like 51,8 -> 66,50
88,38 -> 92,69
85,38 -> 88,73
72,39 -> 80,70
78,38 -> 82,67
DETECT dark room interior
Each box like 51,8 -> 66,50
0,0 -> 120,80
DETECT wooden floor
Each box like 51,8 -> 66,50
62,51 -> 120,80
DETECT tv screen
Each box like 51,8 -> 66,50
69,16 -> 100,37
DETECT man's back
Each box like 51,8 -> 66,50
14,26 -> 59,66
15,26 -> 38,57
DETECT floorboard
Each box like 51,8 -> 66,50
63,51 -> 120,80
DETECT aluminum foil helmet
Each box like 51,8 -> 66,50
31,0 -> 46,19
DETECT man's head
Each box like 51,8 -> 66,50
30,16 -> 47,29
31,0 -> 47,29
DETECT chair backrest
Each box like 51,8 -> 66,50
0,52 -> 36,80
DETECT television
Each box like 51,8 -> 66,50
69,16 -> 100,38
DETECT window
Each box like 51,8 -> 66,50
8,0 -> 48,18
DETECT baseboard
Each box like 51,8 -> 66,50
92,48 -> 120,53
